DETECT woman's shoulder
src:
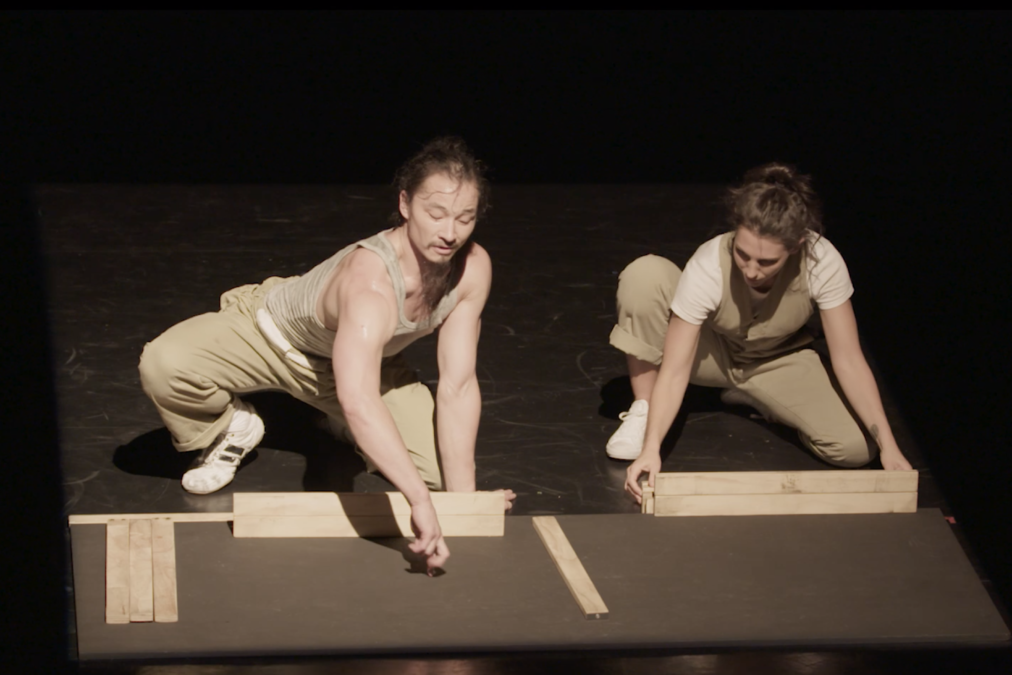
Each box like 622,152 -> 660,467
687,232 -> 727,268
806,231 -> 844,261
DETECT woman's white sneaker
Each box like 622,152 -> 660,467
606,399 -> 649,460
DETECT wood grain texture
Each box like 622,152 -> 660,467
233,514 -> 504,538
654,470 -> 918,496
71,512 -> 232,525
128,519 -> 154,622
151,518 -> 178,623
233,491 -> 503,517
532,516 -> 608,620
653,491 -> 917,517
232,491 -> 505,538
104,519 -> 130,624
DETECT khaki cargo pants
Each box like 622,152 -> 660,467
138,277 -> 443,489
608,255 -> 873,467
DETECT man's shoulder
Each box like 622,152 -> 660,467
455,242 -> 492,299
327,245 -> 396,303
464,241 -> 492,273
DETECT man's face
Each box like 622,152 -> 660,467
399,172 -> 479,265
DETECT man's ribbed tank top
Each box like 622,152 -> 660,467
263,230 -> 459,359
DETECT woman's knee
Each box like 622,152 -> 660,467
803,428 -> 874,468
616,255 -> 680,315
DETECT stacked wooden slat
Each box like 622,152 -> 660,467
104,517 -> 178,624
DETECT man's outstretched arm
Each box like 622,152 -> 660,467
330,251 -> 448,572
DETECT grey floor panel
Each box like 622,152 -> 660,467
71,510 -> 1008,659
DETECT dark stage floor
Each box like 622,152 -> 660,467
39,185 -> 1010,673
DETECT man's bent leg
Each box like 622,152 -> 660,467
138,279 -> 311,492
380,381 -> 442,491
378,354 -> 443,490
320,354 -> 443,491
735,350 -> 874,468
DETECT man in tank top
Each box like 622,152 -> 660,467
139,137 -> 514,573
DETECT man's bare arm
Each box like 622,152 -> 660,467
330,250 -> 449,571
434,244 -> 514,508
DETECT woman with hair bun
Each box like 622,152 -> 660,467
606,162 -> 913,503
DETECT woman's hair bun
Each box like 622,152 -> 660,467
743,162 -> 797,188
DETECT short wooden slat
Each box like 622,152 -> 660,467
128,519 -> 154,622
105,519 -> 130,624
641,484 -> 655,515
532,516 -> 608,620
233,491 -> 503,517
653,491 -> 917,517
71,512 -> 232,525
654,470 -> 918,496
151,518 -> 178,623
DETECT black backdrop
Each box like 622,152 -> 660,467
2,11 -> 1010,670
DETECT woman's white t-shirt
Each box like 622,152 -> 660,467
670,232 -> 855,326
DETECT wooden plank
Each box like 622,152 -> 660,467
71,512 -> 232,525
654,470 -> 918,496
128,519 -> 154,622
232,514 -> 504,538
653,491 -> 917,517
151,518 -> 178,623
232,491 -> 505,538
104,519 -> 130,624
532,516 -> 608,620
233,491 -> 503,517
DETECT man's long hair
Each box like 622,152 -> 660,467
392,136 -> 489,316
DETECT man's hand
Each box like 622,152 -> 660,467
625,453 -> 661,504
408,500 -> 450,576
498,488 -> 517,511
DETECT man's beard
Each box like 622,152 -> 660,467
418,240 -> 471,317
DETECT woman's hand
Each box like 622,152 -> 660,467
625,452 -> 661,504
880,447 -> 913,471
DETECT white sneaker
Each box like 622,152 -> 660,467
720,388 -> 776,422
182,400 -> 265,495
606,399 -> 649,460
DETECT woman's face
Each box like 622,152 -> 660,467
732,226 -> 800,292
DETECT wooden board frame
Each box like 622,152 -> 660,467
643,470 -> 918,517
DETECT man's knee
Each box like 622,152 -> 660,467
803,428 -> 874,468
138,335 -> 195,402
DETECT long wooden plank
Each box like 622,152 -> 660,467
654,470 -> 918,496
232,514 -> 504,538
653,491 -> 917,517
532,516 -> 608,620
233,491 -> 503,517
151,518 -> 178,623
105,519 -> 130,624
71,512 -> 232,525
128,519 -> 154,622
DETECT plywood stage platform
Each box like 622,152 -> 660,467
70,510 -> 1008,659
